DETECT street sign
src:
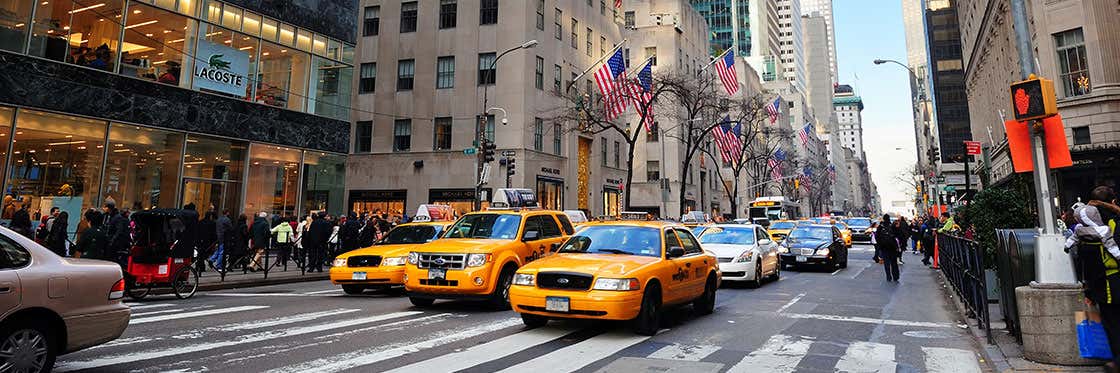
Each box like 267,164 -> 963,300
936,176 -> 946,183
501,150 -> 516,157
964,141 -> 982,155
463,148 -> 477,155
944,185 -> 956,192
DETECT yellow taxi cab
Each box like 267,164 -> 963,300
832,221 -> 853,247
508,221 -> 720,335
404,189 -> 575,309
330,205 -> 455,295
767,220 -> 798,242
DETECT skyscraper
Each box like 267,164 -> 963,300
690,0 -> 751,56
925,0 -> 972,164
776,0 -> 807,92
800,0 -> 837,82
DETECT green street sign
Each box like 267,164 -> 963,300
463,148 -> 477,155
943,185 -> 956,192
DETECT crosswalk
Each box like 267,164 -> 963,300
61,304 -> 984,373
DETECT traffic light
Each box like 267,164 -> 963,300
506,157 -> 516,176
794,178 -> 800,190
482,140 -> 496,163
1009,74 -> 1058,121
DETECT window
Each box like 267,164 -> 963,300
1073,126 -> 1091,145
393,119 -> 412,151
0,236 -> 30,269
536,0 -> 545,30
675,228 -> 702,255
478,115 -> 496,141
27,0 -> 126,69
359,63 -> 376,93
624,48 -> 630,68
105,124 -> 185,211
1055,28 -> 1090,97
613,141 -> 620,167
647,122 -> 659,142
440,0 -> 457,29
401,2 -> 418,33
534,118 -> 544,151
624,11 -> 635,28
356,121 -> 372,152
600,36 -> 606,58
437,56 -> 455,89
255,38 -> 310,111
586,28 -> 593,56
6,110 -> 107,216
363,6 -> 380,36
530,215 -> 563,238
397,59 -> 415,91
553,123 -> 562,154
599,0 -> 606,15
434,117 -> 453,150
664,227 -> 682,248
480,0 -> 498,25
122,3 -> 193,87
478,53 -> 496,85
645,47 -> 657,66
535,56 -> 545,90
571,19 -> 578,48
245,144 -> 301,216
555,9 -> 563,40
553,64 -> 562,93
601,139 -> 608,166
647,161 -> 660,181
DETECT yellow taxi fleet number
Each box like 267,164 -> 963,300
671,266 -> 707,283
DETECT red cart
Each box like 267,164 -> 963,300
125,209 -> 201,299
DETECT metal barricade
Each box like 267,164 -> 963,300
938,233 -> 993,343
993,229 -> 1038,342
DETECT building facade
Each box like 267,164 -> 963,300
901,0 -> 937,210
0,0 -> 352,230
775,0 -> 806,92
799,0 -> 835,82
833,86 -> 865,159
689,0 -> 750,56
925,0 -> 974,195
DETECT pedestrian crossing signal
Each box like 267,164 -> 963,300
1009,75 -> 1058,121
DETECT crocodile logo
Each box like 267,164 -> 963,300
208,54 -> 232,70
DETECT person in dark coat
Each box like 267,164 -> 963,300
247,212 -> 270,271
9,204 -> 32,238
210,210 -> 233,270
1081,186 -> 1120,371
357,216 -> 377,248
103,202 -> 130,268
875,214 -> 900,282
196,211 -> 216,272
229,214 -> 250,270
895,217 -> 910,265
75,210 -> 108,260
307,212 -> 332,272
921,217 -> 936,266
341,212 -> 362,252
46,211 -> 69,256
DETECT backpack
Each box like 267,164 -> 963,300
79,225 -> 111,260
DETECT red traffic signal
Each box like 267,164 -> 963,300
1009,75 -> 1058,121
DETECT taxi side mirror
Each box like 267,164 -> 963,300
523,230 -> 540,242
668,246 -> 685,258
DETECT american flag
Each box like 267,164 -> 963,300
594,49 -> 629,120
714,49 -> 740,96
768,149 -> 785,180
615,0 -> 622,8
827,163 -> 836,181
801,166 -> 813,193
630,60 -> 654,132
713,116 -> 743,164
766,98 -> 781,124
798,123 -> 813,145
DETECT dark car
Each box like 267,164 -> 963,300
778,224 -> 848,270
844,218 -> 873,241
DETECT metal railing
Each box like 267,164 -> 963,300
938,232 -> 993,343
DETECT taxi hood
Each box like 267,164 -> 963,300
338,243 -> 421,258
418,238 -> 509,254
523,253 -> 660,277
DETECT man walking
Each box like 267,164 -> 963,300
248,212 -> 270,271
1080,186 -> 1120,372
875,214 -> 900,282
210,210 -> 233,270
307,212 -> 332,272
103,202 -> 130,268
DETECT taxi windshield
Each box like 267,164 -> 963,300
381,225 -> 440,244
789,227 -> 832,241
770,221 -> 796,230
698,227 -> 756,245
444,214 -> 522,239
557,226 -> 661,257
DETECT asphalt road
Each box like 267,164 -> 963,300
55,242 -> 989,373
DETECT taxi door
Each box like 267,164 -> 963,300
673,228 -> 711,297
520,215 -> 565,264
662,228 -> 692,305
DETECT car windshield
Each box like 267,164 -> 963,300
699,227 -> 756,245
833,223 -> 847,231
381,225 -> 440,244
770,221 -> 796,230
845,218 -> 871,228
789,227 -> 832,241
691,226 -> 708,236
557,226 -> 661,257
443,214 -> 522,239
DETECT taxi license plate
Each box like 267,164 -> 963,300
796,255 -> 808,262
352,272 -> 367,280
545,296 -> 570,312
428,268 -> 446,280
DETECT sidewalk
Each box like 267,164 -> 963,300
195,265 -> 329,291
937,271 -> 1101,372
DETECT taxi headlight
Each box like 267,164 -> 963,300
735,250 -> 754,263
512,273 -> 535,286
382,256 -> 407,266
407,252 -> 419,265
778,245 -> 789,254
467,254 -> 489,267
592,278 -> 641,291
332,258 -> 348,267
816,248 -> 830,256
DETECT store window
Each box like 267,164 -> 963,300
434,117 -> 452,150
256,39 -> 310,111
302,151 -> 345,216
0,0 -> 34,52
244,144 -> 300,217
197,23 -> 257,98
6,110 -> 107,222
182,134 -> 245,181
308,55 -> 352,121
27,0 -> 125,70
602,188 -> 620,217
121,3 -> 197,88
0,108 -> 12,219
103,124 -> 184,211
536,178 -> 563,210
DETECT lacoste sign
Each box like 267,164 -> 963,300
192,40 -> 249,97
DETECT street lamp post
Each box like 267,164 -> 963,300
874,58 -> 937,215
475,40 -> 538,210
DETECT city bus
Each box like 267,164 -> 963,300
748,196 -> 803,223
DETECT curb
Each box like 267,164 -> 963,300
198,273 -> 330,292
935,269 -> 1009,372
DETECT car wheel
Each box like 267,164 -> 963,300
631,285 -> 661,336
693,275 -> 716,316
409,297 -> 435,307
772,262 -> 781,281
521,313 -> 549,328
840,252 -> 848,269
342,285 -> 365,295
749,263 -> 764,288
0,319 -> 55,373
172,266 -> 199,299
488,267 -> 516,310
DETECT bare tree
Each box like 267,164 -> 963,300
658,71 -> 730,216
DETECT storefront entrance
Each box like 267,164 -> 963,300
349,189 -> 407,216
181,178 -> 241,214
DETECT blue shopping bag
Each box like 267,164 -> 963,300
1078,318 -> 1114,360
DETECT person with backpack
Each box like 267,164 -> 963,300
36,207 -> 59,243
45,211 -> 69,256
1078,186 -> 1120,372
75,210 -> 109,260
875,214 -> 900,282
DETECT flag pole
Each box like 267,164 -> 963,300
625,55 -> 656,78
566,38 -> 628,94
701,47 -> 732,72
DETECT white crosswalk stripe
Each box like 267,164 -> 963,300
383,325 -> 577,373
726,334 -> 813,373
835,341 -> 896,373
923,346 -> 983,373
495,332 -> 650,373
129,305 -> 269,325
647,343 -> 721,361
124,303 -> 173,310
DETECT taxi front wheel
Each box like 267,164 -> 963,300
488,267 -> 516,310
632,286 -> 661,336
693,275 -> 717,316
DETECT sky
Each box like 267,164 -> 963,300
832,0 -> 919,212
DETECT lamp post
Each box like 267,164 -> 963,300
874,58 -> 937,216
474,40 -> 538,210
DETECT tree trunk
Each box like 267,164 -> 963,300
623,142 -> 638,211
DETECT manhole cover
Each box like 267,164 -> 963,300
902,330 -> 959,339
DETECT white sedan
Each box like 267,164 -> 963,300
698,224 -> 780,287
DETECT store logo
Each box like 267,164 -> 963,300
196,54 -> 245,86
192,40 -> 249,98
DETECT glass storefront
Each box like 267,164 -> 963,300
349,190 -> 405,216
602,188 -> 620,217
302,151 -> 344,217
244,144 -> 300,217
5,110 -> 106,222
536,177 -> 563,210
104,123 -> 184,210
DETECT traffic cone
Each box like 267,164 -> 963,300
932,233 -> 940,269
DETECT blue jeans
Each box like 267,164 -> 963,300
209,244 -> 225,269
910,237 -> 919,251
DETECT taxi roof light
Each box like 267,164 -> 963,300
490,188 -> 540,209
413,204 -> 455,223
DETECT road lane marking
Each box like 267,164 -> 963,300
383,325 -> 577,372
125,303 -> 173,310
55,311 -> 423,372
313,313 -> 457,340
215,308 -> 362,332
647,343 -> 721,362
207,293 -> 316,297
782,312 -> 954,328
835,341 -> 896,373
776,293 -> 806,314
129,306 -> 268,325
831,269 -> 843,275
131,305 -> 215,318
726,334 -> 812,373
922,347 -> 982,373
303,289 -> 344,294
268,318 -> 523,373
495,331 -> 650,373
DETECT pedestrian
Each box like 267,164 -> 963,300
46,211 -> 69,256
271,216 -> 294,266
1078,186 -> 1120,372
910,217 -> 922,254
307,212 -> 332,272
937,212 -> 957,234
921,216 -> 936,266
103,202 -> 130,268
248,212 -> 270,272
196,211 -> 216,272
9,203 -> 32,238
230,214 -> 250,270
359,215 -> 378,247
870,221 -> 881,263
341,212 -> 362,252
875,214 -> 900,282
210,210 -> 233,270
36,207 -> 60,243
328,218 -> 341,259
75,209 -> 108,260
895,217 -> 909,265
